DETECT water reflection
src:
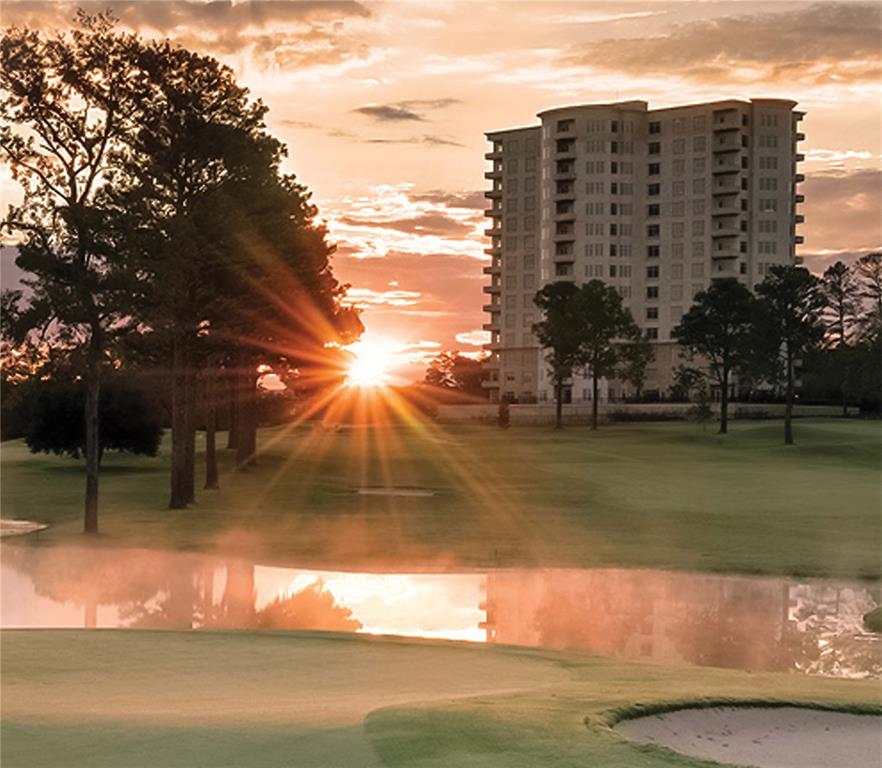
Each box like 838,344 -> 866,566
1,545 -> 878,678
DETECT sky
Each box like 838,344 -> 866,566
1,1 -> 880,381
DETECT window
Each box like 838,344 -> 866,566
759,156 -> 778,170
609,265 -> 617,277
554,263 -> 572,276
759,134 -> 779,148
646,307 -> 658,320
648,142 -> 661,155
609,244 -> 617,257
647,224 -> 660,237
646,328 -> 659,340
672,222 -> 685,238
648,183 -> 660,196
692,115 -> 706,131
693,178 -> 706,194
673,159 -> 685,175
692,220 -> 705,236
557,119 -> 573,132
506,275 -> 517,288
759,198 -> 778,212
691,262 -> 704,278
649,121 -> 661,134
647,204 -> 660,217
525,157 -> 536,172
673,138 -> 686,154
610,161 -> 618,174
740,262 -> 747,274
647,245 -> 660,258
759,177 -> 778,191
506,159 -> 519,174
693,157 -> 706,173
672,201 -> 685,217
647,266 -> 660,278
758,219 -> 777,233
693,199 -> 706,215
671,284 -> 683,300
672,242 -> 685,259
671,263 -> 684,279
673,180 -> 685,197
610,182 -> 618,194
692,135 -> 706,152
610,141 -> 619,154
647,286 -> 659,299
648,162 -> 660,175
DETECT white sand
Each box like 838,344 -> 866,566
616,706 -> 882,768
0,519 -> 48,538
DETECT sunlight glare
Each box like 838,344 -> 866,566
345,335 -> 400,387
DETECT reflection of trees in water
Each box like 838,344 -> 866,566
492,570 -> 881,677
256,580 -> 362,632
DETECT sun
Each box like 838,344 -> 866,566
345,336 -> 399,388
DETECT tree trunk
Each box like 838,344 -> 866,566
554,377 -> 563,430
204,368 -> 219,490
718,365 -> 729,435
83,327 -> 102,534
236,356 -> 258,469
184,364 -> 197,504
169,332 -> 190,509
784,347 -> 794,445
591,369 -> 599,431
226,365 -> 239,450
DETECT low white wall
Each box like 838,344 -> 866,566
435,402 -> 843,425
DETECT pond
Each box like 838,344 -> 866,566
1,544 -> 879,679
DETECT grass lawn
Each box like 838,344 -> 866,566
1,418 -> 879,579
1,629 -> 879,768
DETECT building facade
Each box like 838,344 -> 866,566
482,99 -> 804,403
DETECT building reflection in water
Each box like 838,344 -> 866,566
1,545 -> 878,679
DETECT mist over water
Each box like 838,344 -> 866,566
1,544 -> 879,679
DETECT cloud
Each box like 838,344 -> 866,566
455,330 -> 491,347
343,287 -> 422,308
353,98 -> 460,122
565,3 -> 882,85
410,190 -> 485,210
339,213 -> 474,237
2,1 -> 370,34
800,168 -> 882,258
362,135 -> 463,147
354,104 -> 424,122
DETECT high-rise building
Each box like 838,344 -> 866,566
482,99 -> 804,404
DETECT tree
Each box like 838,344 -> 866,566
1,14 -> 141,532
619,327 -> 655,400
819,261 -> 860,415
532,281 -> 589,429
853,252 -> 882,340
26,379 -> 162,461
688,379 -> 713,431
577,280 -> 638,430
673,279 -> 754,435
754,265 -> 825,445
425,351 -> 486,396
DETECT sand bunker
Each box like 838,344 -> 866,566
0,519 -> 48,538
616,706 -> 881,768
357,487 -> 435,497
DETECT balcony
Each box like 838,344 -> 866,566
795,235 -> 805,244
795,132 -> 805,141
482,262 -> 501,275
795,173 -> 805,183
711,245 -> 740,260
484,227 -> 502,238
555,138 -> 576,157
712,198 -> 740,216
712,180 -> 740,195
482,283 -> 501,295
482,320 -> 500,332
712,110 -> 741,131
795,153 -> 805,162
712,220 -> 741,237
713,134 -> 741,152
483,207 -> 502,218
794,256 -> 805,265
795,193 -> 805,203
554,208 -> 576,221
484,245 -> 501,256
712,158 -> 741,174
482,302 -> 499,312
485,188 -> 502,200
484,149 -> 503,161
794,214 -> 805,224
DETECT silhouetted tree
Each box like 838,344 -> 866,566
673,279 -> 754,434
619,327 -> 655,400
854,252 -> 882,340
26,379 -> 162,461
1,13 -> 142,532
425,351 -> 486,396
754,266 -> 825,445
532,282 -> 590,429
578,280 -> 638,430
819,261 -> 860,415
